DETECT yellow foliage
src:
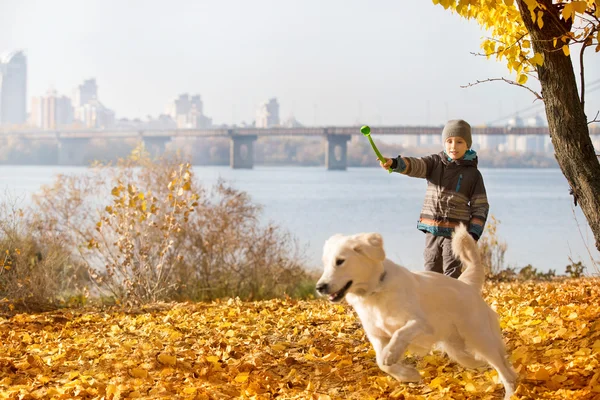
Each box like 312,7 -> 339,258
433,0 -> 600,81
0,278 -> 599,399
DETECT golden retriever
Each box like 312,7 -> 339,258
316,225 -> 516,399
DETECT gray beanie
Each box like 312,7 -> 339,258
442,119 -> 472,148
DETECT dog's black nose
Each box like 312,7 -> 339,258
316,283 -> 328,294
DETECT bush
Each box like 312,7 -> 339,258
0,200 -> 88,313
478,215 -> 508,277
32,147 -> 311,305
565,258 -> 586,278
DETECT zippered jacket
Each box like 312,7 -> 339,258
391,150 -> 489,239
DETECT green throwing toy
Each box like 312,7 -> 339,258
361,125 -> 391,173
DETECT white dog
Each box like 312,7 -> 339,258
316,225 -> 516,399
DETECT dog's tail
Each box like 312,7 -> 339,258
453,224 -> 485,291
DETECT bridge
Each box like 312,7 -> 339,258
2,125 -> 597,169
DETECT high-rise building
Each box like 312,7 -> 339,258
73,78 -> 98,107
256,98 -> 280,128
166,93 -> 212,128
76,99 -> 115,128
72,78 -> 115,128
30,89 -> 74,130
0,50 -> 27,126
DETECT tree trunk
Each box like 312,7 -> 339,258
518,0 -> 600,252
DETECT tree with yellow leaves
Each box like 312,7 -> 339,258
433,0 -> 600,251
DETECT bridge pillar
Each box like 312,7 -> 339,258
58,137 -> 91,166
229,134 -> 257,169
142,136 -> 171,158
325,134 -> 351,170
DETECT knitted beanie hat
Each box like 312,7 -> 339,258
442,119 -> 472,148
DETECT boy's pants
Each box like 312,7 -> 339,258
423,232 -> 462,278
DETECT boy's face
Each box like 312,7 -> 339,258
444,137 -> 468,160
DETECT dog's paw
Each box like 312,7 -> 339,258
381,348 -> 398,366
386,364 -> 421,382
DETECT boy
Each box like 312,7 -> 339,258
380,119 -> 489,278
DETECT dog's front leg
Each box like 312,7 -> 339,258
370,334 -> 421,382
382,319 -> 433,366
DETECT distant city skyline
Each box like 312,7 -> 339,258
0,47 -> 571,132
1,0 -> 600,127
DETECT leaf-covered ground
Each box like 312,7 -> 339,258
1,278 -> 599,400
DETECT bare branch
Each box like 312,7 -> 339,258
580,42 -> 587,108
588,110 -> 600,125
460,77 -> 543,100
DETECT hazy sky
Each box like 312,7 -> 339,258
2,0 -> 599,127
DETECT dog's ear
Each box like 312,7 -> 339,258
353,233 -> 385,261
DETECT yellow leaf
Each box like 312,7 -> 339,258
206,355 -> 220,363
157,353 -> 177,366
544,348 -> 563,356
22,332 -> 32,344
130,367 -> 148,378
562,2 -> 574,20
182,387 -> 197,394
177,187 -> 184,197
335,359 -> 352,368
555,327 -> 567,336
571,1 -> 588,14
106,384 -> 118,396
552,374 -> 568,383
182,181 -> 192,191
465,382 -> 477,392
537,11 -> 544,29
517,74 -> 528,85
271,343 -> 287,352
530,53 -> 544,66
535,368 -> 550,381
235,372 -> 250,383
562,45 -> 570,56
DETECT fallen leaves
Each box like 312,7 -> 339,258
0,278 -> 599,399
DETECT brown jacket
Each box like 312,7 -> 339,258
392,150 -> 489,239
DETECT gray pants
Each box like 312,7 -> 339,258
423,232 -> 462,278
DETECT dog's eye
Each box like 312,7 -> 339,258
335,258 -> 345,266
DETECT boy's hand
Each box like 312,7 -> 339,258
379,157 -> 393,170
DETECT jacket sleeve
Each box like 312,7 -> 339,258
391,154 -> 438,179
468,171 -> 489,240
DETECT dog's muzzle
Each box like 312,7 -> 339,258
316,280 -> 353,302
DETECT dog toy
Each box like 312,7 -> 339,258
361,125 -> 391,173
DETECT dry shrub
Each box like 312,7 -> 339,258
173,181 -> 309,301
33,146 -> 310,305
0,199 -> 86,313
478,215 -> 508,277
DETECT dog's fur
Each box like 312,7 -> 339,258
316,225 -> 516,399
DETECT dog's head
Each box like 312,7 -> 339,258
315,232 -> 386,302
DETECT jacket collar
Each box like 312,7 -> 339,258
441,149 -> 478,167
